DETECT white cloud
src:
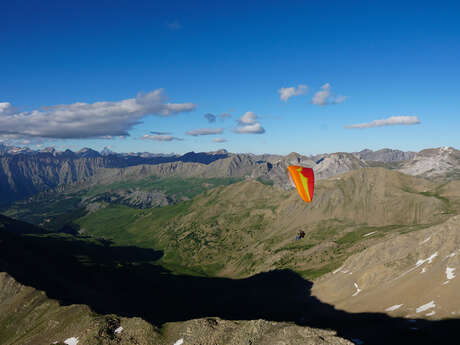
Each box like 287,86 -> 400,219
234,123 -> 265,134
0,133 -> 46,146
345,116 -> 421,129
312,83 -> 346,106
186,128 -> 223,136
141,134 -> 183,141
238,111 -> 258,124
213,138 -> 227,143
0,102 -> 16,115
312,83 -> 331,105
278,84 -> 308,102
234,111 -> 265,134
0,89 -> 196,139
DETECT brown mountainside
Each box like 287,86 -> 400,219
313,214 -> 460,320
76,168 -> 459,279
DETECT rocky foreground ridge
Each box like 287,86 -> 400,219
0,270 -> 352,345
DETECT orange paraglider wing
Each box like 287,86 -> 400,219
287,165 -> 315,203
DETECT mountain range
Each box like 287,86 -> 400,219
1,144 -> 459,206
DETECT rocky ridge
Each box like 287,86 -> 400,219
398,146 -> 460,179
355,148 -> 416,162
0,271 -> 352,345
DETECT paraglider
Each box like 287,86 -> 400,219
287,165 -> 315,203
296,230 -> 306,241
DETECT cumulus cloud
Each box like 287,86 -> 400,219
233,111 -> 266,134
345,116 -> 421,129
204,113 -> 216,123
220,113 -> 232,119
0,133 -> 46,146
0,102 -> 17,115
234,123 -> 265,134
278,84 -> 308,102
238,111 -> 258,124
213,138 -> 227,143
0,89 -> 196,139
186,128 -> 223,136
141,134 -> 183,141
312,83 -> 346,106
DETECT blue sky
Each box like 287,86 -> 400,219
1,0 -> 459,155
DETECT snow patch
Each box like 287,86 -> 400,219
332,266 -> 344,274
352,282 -> 361,296
416,301 -> 436,313
445,252 -> 456,259
115,326 -> 123,334
420,267 -> 426,274
446,267 -> 456,280
334,268 -> 352,275
395,252 -> 438,280
363,231 -> 376,237
426,311 -> 436,316
64,337 -> 79,345
420,236 -> 431,244
385,304 -> 403,312
174,339 -> 184,345
416,252 -> 438,266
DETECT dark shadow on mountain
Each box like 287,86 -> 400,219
1,228 -> 460,345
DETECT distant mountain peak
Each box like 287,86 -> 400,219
40,146 -> 56,154
100,147 -> 114,156
210,149 -> 228,155
77,147 -> 100,158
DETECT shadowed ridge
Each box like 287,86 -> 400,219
1,221 -> 460,345
0,213 -> 48,234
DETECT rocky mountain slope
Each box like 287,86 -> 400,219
0,148 -> 228,205
65,151 -> 366,195
355,148 -> 416,162
74,168 -> 460,279
313,213 -> 460,320
398,146 -> 460,179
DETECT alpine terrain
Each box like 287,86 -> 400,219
1,146 -> 460,345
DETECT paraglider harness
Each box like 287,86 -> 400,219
295,230 -> 305,241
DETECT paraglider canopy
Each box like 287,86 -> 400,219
287,165 -> 315,203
